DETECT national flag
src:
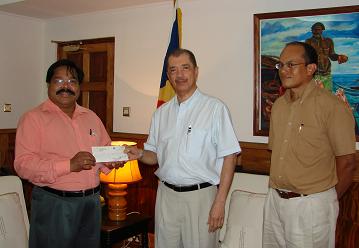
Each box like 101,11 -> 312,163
156,1 -> 182,108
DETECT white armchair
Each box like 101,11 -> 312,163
0,176 -> 29,248
219,172 -> 269,248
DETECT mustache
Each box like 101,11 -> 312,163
175,77 -> 186,82
56,88 -> 75,96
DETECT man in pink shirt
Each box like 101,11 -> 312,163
14,59 -> 120,248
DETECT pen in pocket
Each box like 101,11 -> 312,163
299,124 -> 304,132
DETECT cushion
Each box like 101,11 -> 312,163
220,190 -> 267,248
0,192 -> 28,248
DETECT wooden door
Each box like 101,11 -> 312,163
57,37 -> 114,133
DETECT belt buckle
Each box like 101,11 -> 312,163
276,189 -> 289,199
282,191 -> 290,199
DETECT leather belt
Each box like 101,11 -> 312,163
163,181 -> 213,192
275,189 -> 307,199
41,185 -> 100,197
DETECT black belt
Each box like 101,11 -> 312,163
163,181 -> 213,192
41,185 -> 100,197
275,189 -> 307,199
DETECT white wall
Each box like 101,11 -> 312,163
0,12 -> 45,129
1,0 -> 359,148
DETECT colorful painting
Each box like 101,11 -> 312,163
253,6 -> 359,141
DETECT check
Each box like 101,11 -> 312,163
92,146 -> 128,163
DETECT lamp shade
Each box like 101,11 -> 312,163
100,141 -> 142,220
100,141 -> 142,184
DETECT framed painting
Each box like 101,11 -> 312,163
253,5 -> 359,141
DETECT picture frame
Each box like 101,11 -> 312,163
253,5 -> 359,141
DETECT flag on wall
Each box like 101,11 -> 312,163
156,1 -> 182,108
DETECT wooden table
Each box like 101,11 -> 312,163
101,212 -> 151,248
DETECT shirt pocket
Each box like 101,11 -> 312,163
293,125 -> 325,167
186,129 -> 208,159
88,128 -> 100,147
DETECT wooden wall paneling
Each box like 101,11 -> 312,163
239,141 -> 271,174
353,152 -> 359,182
0,132 -> 9,167
336,182 -> 359,248
0,129 -> 33,213
0,129 -> 16,174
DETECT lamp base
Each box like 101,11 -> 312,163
107,183 -> 128,221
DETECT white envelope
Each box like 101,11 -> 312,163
92,146 -> 128,163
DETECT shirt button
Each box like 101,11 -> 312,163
280,157 -> 284,160
284,139 -> 288,143
288,122 -> 292,126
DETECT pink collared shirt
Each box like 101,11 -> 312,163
14,99 -> 111,191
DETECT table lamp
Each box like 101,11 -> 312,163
100,141 -> 142,221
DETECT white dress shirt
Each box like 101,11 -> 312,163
144,89 -> 241,185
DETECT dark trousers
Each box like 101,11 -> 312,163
29,186 -> 101,248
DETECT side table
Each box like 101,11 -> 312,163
101,211 -> 152,248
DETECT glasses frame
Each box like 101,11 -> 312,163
52,78 -> 79,86
275,62 -> 307,70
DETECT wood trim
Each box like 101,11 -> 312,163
254,5 -> 359,19
54,37 -> 115,47
110,132 -> 148,140
106,42 -> 114,132
0,128 -> 16,133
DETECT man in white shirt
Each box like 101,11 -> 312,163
126,48 -> 240,248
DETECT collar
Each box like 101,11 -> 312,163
174,88 -> 201,107
284,80 -> 316,104
41,99 -> 87,116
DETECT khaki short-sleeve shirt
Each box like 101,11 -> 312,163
268,81 -> 356,194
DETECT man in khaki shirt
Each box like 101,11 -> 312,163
262,41 -> 356,248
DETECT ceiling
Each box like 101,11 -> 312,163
0,0 -> 170,19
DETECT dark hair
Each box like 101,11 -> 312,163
285,41 -> 318,66
166,48 -> 198,70
311,22 -> 325,31
46,59 -> 84,84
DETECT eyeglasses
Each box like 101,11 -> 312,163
275,62 -> 307,70
167,64 -> 192,75
52,78 -> 79,85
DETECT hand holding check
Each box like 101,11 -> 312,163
92,146 -> 128,169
